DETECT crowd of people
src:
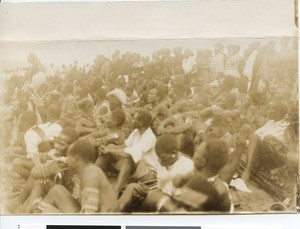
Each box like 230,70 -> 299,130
0,37 -> 298,213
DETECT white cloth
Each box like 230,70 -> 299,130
24,126 -> 42,159
124,128 -> 158,170
182,56 -> 196,74
31,71 -> 47,90
210,53 -> 224,75
255,119 -> 289,142
157,154 -> 194,196
243,50 -> 257,81
42,122 -> 63,141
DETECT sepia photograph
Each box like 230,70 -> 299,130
0,37 -> 298,214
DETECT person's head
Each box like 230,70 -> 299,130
47,104 -> 61,122
67,139 -> 96,170
220,94 -> 236,110
107,108 -> 126,128
173,176 -> 221,211
193,139 -> 229,175
78,86 -> 89,98
214,43 -> 224,54
155,134 -> 178,167
19,111 -> 37,131
147,87 -> 164,104
54,127 -> 79,155
221,76 -> 236,92
204,118 -> 227,140
267,100 -> 289,121
132,108 -> 152,130
12,99 -> 28,117
108,94 -> 122,111
177,134 -> 194,158
61,83 -> 73,95
94,88 -> 106,103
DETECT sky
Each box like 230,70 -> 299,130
0,37 -> 294,70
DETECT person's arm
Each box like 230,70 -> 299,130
164,123 -> 191,135
102,145 -> 131,158
157,117 -> 173,135
81,167 -> 119,213
241,133 -> 260,182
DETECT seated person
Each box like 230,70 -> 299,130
242,100 -> 290,181
76,99 -> 97,136
157,101 -> 192,136
144,175 -> 229,212
171,139 -> 232,212
119,134 -> 194,212
12,111 -> 52,180
8,127 -> 79,213
33,139 -> 119,213
94,108 -> 126,169
102,108 -> 158,194
144,86 -> 170,134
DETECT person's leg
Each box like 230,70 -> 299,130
43,184 -> 80,213
241,133 -> 260,181
95,154 -> 112,171
259,135 -> 286,170
119,183 -> 148,212
115,158 -> 134,194
12,157 -> 34,180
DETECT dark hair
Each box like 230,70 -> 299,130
185,176 -> 220,211
47,104 -> 61,121
177,134 -> 194,157
68,139 -> 96,163
136,108 -> 152,128
20,111 -> 37,127
155,134 -> 178,156
111,108 -> 126,127
61,127 -> 79,144
205,139 -> 229,173
272,100 -> 289,117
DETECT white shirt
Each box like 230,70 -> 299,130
23,126 -> 43,159
124,128 -> 158,170
42,122 -> 63,141
182,56 -> 196,74
255,119 -> 289,142
157,154 -> 194,196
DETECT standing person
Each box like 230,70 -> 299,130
182,49 -> 197,83
210,43 -> 225,81
34,139 -> 119,213
242,41 -> 261,91
254,41 -> 279,91
224,45 -> 242,80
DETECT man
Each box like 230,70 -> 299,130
13,111 -> 52,179
102,108 -> 158,194
145,86 -> 170,134
210,43 -> 225,81
119,134 -> 194,212
242,100 -> 290,181
182,49 -> 197,83
8,128 -> 79,213
34,139 -> 119,213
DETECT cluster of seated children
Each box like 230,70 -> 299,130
2,40 -> 298,213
